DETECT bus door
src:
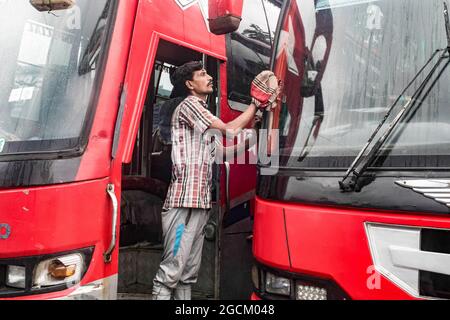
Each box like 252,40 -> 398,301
111,33 -> 225,298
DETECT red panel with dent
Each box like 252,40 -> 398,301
253,198 -> 290,270
0,179 -> 110,258
0,179 -> 117,286
75,0 -> 138,181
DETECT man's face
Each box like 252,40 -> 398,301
186,69 -> 214,96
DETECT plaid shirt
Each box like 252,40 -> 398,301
163,96 -> 218,210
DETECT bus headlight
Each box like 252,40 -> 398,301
33,254 -> 84,288
6,266 -> 26,289
297,284 -> 327,300
265,272 -> 291,296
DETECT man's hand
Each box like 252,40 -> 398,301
209,71 -> 281,137
251,71 -> 282,111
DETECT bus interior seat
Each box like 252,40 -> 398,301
120,189 -> 163,246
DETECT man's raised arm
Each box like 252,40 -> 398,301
209,103 -> 258,136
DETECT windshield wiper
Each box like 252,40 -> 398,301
339,3 -> 450,192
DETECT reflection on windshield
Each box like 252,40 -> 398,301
271,0 -> 450,168
227,0 -> 281,106
0,0 -> 111,155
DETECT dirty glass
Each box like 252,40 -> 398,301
226,0 -> 282,109
0,0 -> 112,155
270,0 -> 450,168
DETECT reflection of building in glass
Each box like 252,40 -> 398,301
0,0 -> 111,152
10,20 -> 75,123
226,0 -> 282,110
273,0 -> 450,169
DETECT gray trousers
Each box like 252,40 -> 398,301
152,207 -> 209,300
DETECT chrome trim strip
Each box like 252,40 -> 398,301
396,180 -> 450,207
104,184 -> 118,263
390,246 -> 450,276
414,188 -> 450,193
423,193 -> 450,198
396,180 -> 450,188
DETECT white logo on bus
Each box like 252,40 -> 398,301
276,16 -> 300,76
174,0 -> 210,31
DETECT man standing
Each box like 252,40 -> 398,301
152,61 -> 279,300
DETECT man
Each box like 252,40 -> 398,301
152,61 -> 279,300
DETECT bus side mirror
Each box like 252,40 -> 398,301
208,0 -> 243,35
30,0 -> 75,12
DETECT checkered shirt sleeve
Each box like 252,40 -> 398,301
179,98 -> 218,133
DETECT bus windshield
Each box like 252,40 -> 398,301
0,0 -> 112,156
269,0 -> 450,169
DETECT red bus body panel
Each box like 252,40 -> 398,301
0,179 -> 116,299
254,197 -> 450,299
0,179 -> 111,259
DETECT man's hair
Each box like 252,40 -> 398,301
170,61 -> 204,99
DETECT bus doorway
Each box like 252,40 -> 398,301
117,40 -> 221,299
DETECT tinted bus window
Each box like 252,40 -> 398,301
270,0 -> 450,169
226,0 -> 282,110
0,0 -> 113,155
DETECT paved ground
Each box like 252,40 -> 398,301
117,293 -> 153,300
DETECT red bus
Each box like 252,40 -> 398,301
252,0 -> 450,300
0,0 -> 281,300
